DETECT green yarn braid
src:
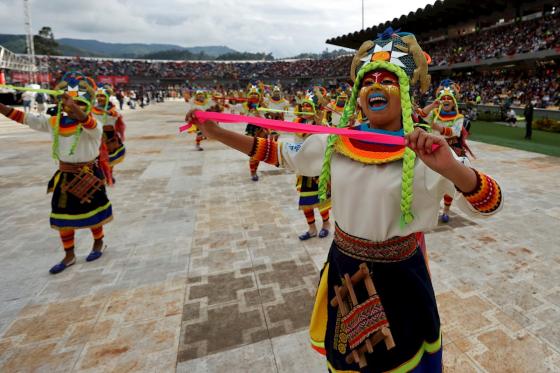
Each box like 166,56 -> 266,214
51,101 -> 63,160
398,74 -> 416,228
317,60 -> 418,228
68,124 -> 83,156
98,91 -> 110,125
51,101 -> 86,159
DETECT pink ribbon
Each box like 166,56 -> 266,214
183,111 -> 406,145
181,111 -> 439,150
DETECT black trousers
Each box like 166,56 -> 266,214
525,119 -> 532,139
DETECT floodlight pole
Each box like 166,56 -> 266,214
23,0 -> 37,83
362,0 -> 365,30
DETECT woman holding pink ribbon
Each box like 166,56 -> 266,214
187,29 -> 503,372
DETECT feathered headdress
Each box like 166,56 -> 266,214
54,72 -> 96,112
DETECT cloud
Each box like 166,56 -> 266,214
0,0 -> 436,57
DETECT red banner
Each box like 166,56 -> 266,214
10,72 -> 52,83
97,75 -> 129,85
0,70 -> 5,85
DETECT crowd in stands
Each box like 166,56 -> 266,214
25,14 -> 560,109
39,55 -> 352,81
425,67 -> 560,109
427,13 -> 560,65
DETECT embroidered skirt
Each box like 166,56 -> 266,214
297,175 -> 331,211
309,225 -> 442,372
47,161 -> 113,230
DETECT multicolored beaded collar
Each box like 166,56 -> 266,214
334,123 -> 405,164
434,108 -> 463,122
49,116 -> 80,137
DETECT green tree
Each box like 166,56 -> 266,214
34,26 -> 60,56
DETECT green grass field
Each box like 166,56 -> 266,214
469,121 -> 560,157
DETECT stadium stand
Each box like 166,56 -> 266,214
327,0 -> 560,109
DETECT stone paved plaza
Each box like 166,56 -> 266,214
1,101 -> 560,372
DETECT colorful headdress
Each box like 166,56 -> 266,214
299,90 -> 319,112
96,83 -> 115,98
51,72 -> 96,159
54,72 -> 95,111
313,86 -> 330,107
246,84 -> 262,97
350,27 -> 430,92
319,28 -> 431,227
94,82 -> 116,125
193,90 -> 209,106
336,91 -> 348,100
270,85 -> 283,99
436,79 -> 460,107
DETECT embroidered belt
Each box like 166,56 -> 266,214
334,224 -> 418,263
59,160 -> 96,173
58,161 -> 103,204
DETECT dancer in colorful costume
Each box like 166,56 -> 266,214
0,73 -> 113,274
92,83 -> 126,181
293,92 -> 332,240
263,85 -> 290,120
326,90 -> 349,127
418,79 -> 473,223
187,28 -> 503,372
186,90 -> 213,151
243,84 -> 267,181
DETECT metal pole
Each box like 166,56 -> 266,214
23,0 -> 36,83
362,0 -> 365,30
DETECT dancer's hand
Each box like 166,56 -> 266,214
405,127 -> 477,193
61,94 -> 88,121
405,127 -> 454,174
421,100 -> 439,115
185,109 -> 219,138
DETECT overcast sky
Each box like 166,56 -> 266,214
0,0 -> 436,57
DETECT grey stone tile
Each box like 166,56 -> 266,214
176,339 -> 277,373
271,330 -> 326,373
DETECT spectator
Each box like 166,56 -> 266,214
524,99 -> 534,140
21,90 -> 33,113
116,90 -> 124,110
505,108 -> 517,126
35,92 -> 47,113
